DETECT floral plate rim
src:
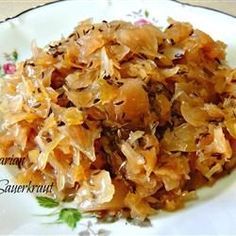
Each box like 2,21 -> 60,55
0,0 -> 235,25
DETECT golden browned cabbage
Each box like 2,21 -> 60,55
1,18 -> 236,220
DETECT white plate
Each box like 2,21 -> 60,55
0,0 -> 236,235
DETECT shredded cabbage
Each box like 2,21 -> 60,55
1,19 -> 236,220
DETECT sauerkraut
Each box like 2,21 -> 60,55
1,18 -> 236,221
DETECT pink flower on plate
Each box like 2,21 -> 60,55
134,18 -> 150,26
3,62 -> 16,74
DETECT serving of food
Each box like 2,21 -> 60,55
0,0 -> 236,234
1,17 -> 236,221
